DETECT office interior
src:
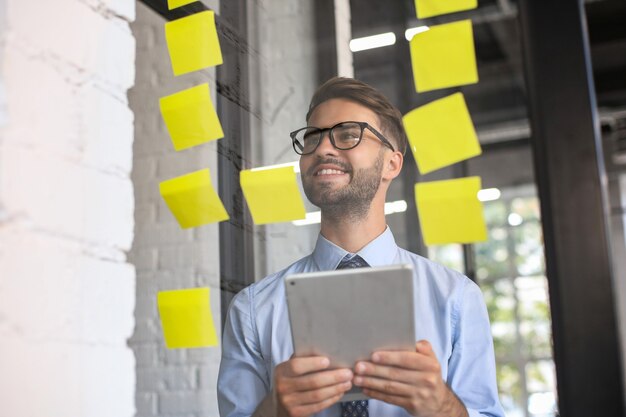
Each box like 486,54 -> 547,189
0,0 -> 625,416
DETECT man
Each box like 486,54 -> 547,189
218,77 -> 504,417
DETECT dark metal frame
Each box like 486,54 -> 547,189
215,0 -> 256,325
518,1 -> 625,415
313,0 -> 339,85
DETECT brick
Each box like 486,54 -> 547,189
137,366 -> 197,391
158,391 -> 214,415
129,248 -> 158,271
81,0 -> 136,21
8,0 -> 135,91
196,359 -> 221,389
135,203 -> 157,224
135,294 -> 158,320
81,84 -> 134,175
2,45 -> 83,157
158,347 -> 188,366
136,268 -> 197,295
0,229 -> 134,344
0,337 -> 134,417
133,344 -> 159,367
0,145 -> 134,249
129,318 -> 160,344
136,392 -> 157,416
137,222 -> 195,246
133,157 -> 158,186
157,241 -> 220,270
155,145 -> 217,179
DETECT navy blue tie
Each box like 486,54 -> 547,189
336,254 -> 369,270
336,254 -> 369,417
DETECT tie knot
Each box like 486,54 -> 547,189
336,254 -> 370,269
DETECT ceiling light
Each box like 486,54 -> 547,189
404,26 -> 430,41
250,161 -> 300,173
293,199 -> 408,226
477,188 -> 501,202
349,32 -> 396,52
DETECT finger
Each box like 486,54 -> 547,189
288,392 -> 345,417
415,340 -> 436,357
353,375 -> 413,397
286,381 -> 352,406
282,356 -> 330,377
370,351 -> 440,373
354,361 -> 419,384
291,368 -> 353,392
362,388 -> 411,409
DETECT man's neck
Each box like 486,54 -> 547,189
319,207 -> 387,253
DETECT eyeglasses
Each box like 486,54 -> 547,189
290,121 -> 396,155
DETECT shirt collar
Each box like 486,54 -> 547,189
312,226 -> 398,270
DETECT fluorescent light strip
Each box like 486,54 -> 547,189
293,199 -> 408,226
404,26 -> 430,41
293,188 -> 499,227
292,211 -> 321,226
250,160 -> 300,173
349,32 -> 396,52
477,188 -> 501,202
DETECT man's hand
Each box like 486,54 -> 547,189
274,356 -> 353,417
352,340 -> 468,417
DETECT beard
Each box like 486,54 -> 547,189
302,150 -> 384,221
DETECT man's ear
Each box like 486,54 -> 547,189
383,151 -> 404,181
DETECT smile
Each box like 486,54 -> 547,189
316,169 -> 346,176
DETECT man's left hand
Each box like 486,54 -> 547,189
352,340 -> 468,417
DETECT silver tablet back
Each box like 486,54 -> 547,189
284,264 -> 416,401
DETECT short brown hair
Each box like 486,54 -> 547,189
306,77 -> 408,155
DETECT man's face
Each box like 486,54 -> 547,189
299,98 -> 388,216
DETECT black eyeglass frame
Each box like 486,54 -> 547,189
289,121 -> 396,155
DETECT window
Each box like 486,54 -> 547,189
430,185 -> 558,417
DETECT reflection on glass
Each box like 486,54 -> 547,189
514,223 -> 545,276
476,190 -> 557,417
427,244 -> 464,273
512,197 -> 541,221
428,189 -> 556,417
484,200 -> 508,225
475,237 -> 509,279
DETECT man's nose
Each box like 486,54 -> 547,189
315,130 -> 337,155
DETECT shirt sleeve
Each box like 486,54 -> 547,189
447,279 -> 506,417
218,288 -> 271,417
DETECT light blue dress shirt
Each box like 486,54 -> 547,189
218,227 -> 505,417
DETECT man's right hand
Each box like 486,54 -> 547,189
274,356 -> 353,417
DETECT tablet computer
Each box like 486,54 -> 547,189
284,264 -> 416,401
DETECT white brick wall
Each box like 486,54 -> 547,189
0,0 -> 136,416
129,3 -> 221,417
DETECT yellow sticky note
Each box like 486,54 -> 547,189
240,167 -> 306,225
403,93 -> 481,174
415,0 -> 477,19
415,177 -> 487,245
167,0 -> 196,9
410,20 -> 478,92
159,169 -> 229,228
157,287 -> 218,349
160,84 -> 224,151
165,10 -> 223,76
